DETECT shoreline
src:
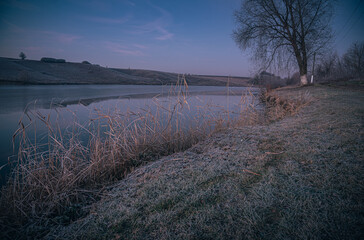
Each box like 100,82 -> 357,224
2,83 -> 363,239
46,84 -> 364,239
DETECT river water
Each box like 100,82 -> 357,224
0,84 -> 260,184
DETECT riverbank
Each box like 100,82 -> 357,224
39,83 -> 364,239
0,83 -> 261,238
2,83 -> 364,239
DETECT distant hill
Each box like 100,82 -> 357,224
0,57 -> 252,86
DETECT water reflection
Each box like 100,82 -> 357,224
0,85 -> 260,184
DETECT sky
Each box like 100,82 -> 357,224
0,0 -> 363,77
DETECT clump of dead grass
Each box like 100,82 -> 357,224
260,89 -> 312,122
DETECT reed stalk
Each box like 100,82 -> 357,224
0,77 -> 261,230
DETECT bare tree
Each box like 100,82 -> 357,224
19,52 -> 26,60
316,51 -> 338,81
343,41 -> 364,78
233,0 -> 334,85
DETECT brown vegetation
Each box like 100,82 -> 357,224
260,89 -> 311,121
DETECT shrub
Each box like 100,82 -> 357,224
19,52 -> 26,60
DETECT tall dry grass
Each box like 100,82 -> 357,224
260,89 -> 312,122
0,76 -> 260,231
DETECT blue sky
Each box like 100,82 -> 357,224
0,0 -> 363,76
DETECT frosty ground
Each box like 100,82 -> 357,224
18,82 -> 364,239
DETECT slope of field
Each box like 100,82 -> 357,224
0,58 -> 251,86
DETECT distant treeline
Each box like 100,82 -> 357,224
39,58 -> 93,65
314,41 -> 364,82
40,57 -> 66,63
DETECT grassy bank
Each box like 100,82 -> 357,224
38,83 -> 362,239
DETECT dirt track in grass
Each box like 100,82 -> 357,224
41,84 -> 364,239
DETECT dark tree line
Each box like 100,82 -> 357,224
315,41 -> 364,81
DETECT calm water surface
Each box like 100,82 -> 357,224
0,85 -> 260,184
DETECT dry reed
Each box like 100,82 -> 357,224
260,89 -> 312,122
0,76 -> 260,233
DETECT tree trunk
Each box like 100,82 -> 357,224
300,74 -> 308,85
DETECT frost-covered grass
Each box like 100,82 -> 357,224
41,84 -> 363,240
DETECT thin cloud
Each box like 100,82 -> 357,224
139,20 -> 174,40
104,41 -> 144,56
113,48 -> 142,56
41,31 -> 81,43
86,15 -> 131,24
155,26 -> 174,40
123,0 -> 135,7
1,0 -> 39,11
2,20 -> 23,33
133,44 -> 148,49
134,19 -> 174,41
3,21 -> 81,44
149,1 -> 174,40
131,3 -> 174,41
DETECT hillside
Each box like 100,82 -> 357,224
0,57 -> 251,86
